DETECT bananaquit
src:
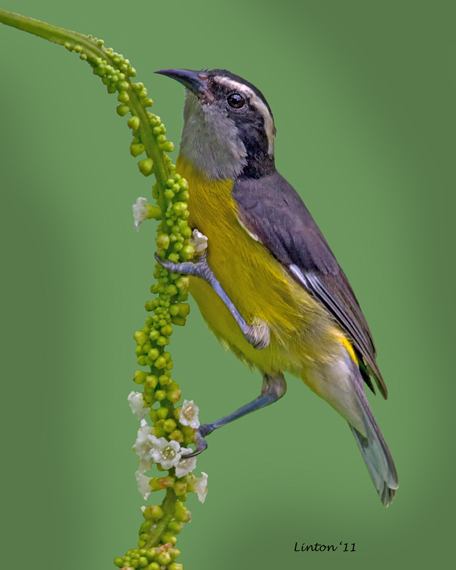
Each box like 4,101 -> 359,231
155,68 -> 398,507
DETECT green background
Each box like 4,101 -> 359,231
1,1 -> 454,568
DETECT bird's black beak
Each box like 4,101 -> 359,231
154,68 -> 209,97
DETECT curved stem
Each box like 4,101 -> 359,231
0,8 -> 170,223
143,488 -> 178,549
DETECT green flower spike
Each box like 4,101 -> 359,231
0,8 -> 209,569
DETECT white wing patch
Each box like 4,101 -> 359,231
215,76 -> 276,157
236,214 -> 259,241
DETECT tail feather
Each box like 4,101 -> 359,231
349,362 -> 399,507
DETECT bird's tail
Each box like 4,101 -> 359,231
349,361 -> 399,507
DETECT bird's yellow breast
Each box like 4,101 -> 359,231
176,156 -> 341,375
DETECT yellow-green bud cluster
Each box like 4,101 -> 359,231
111,44 -> 197,566
114,544 -> 182,570
60,34 -> 199,570
63,35 -> 178,184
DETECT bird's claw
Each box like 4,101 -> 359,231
182,424 -> 213,458
154,252 -> 210,279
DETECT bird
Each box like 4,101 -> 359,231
155,68 -> 398,507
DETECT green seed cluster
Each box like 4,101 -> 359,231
114,543 -> 183,570
64,36 -> 200,570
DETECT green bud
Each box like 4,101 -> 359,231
137,355 -> 147,366
138,158 -> 154,176
145,301 -> 156,312
134,330 -> 148,345
169,305 -> 180,317
145,548 -> 157,561
173,202 -> 187,215
139,520 -> 153,534
165,285 -> 178,296
168,563 -> 184,570
157,406 -> 169,420
155,234 -> 170,249
180,244 -> 195,260
161,142 -> 175,152
162,533 -> 178,546
181,226 -> 192,239
168,428 -> 183,442
139,557 -> 149,568
133,370 -> 147,384
107,84 -> 117,94
155,389 -> 166,401
175,504 -> 191,523
143,504 -> 163,520
153,425 -> 166,438
157,552 -> 172,566
147,563 -> 160,570
159,374 -> 171,388
113,558 -> 124,567
136,543 -> 145,553
168,521 -> 183,534
130,143 -> 145,157
149,329 -> 160,341
143,98 -> 154,107
148,348 -> 160,361
149,478 -> 162,492
156,335 -> 170,346
164,419 -> 177,433
177,291 -> 189,302
171,316 -> 186,327
128,116 -> 140,130
177,303 -> 190,317
169,549 -> 181,561
158,475 -> 175,488
174,481 -> 187,496
144,375 -> 158,392
118,91 -> 129,103
175,276 -> 190,290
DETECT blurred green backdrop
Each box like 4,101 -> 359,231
1,1 -> 454,568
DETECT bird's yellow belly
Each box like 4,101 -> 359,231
177,157 -> 341,376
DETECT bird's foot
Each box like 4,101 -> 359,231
154,252 -> 270,351
183,424 -> 214,458
154,251 -> 212,280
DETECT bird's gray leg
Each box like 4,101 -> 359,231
154,252 -> 270,350
185,372 -> 287,457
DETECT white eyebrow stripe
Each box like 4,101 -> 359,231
214,76 -> 276,157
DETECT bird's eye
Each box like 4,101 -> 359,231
227,93 -> 245,109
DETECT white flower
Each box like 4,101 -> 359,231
135,469 -> 152,500
150,436 -> 182,469
188,472 -> 208,503
132,197 -> 148,231
179,400 -> 200,429
128,391 -> 150,421
133,419 -> 154,471
175,448 -> 197,478
191,229 -> 208,253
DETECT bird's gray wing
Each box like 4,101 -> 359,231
232,171 -> 387,398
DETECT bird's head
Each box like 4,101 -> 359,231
155,68 -> 276,180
